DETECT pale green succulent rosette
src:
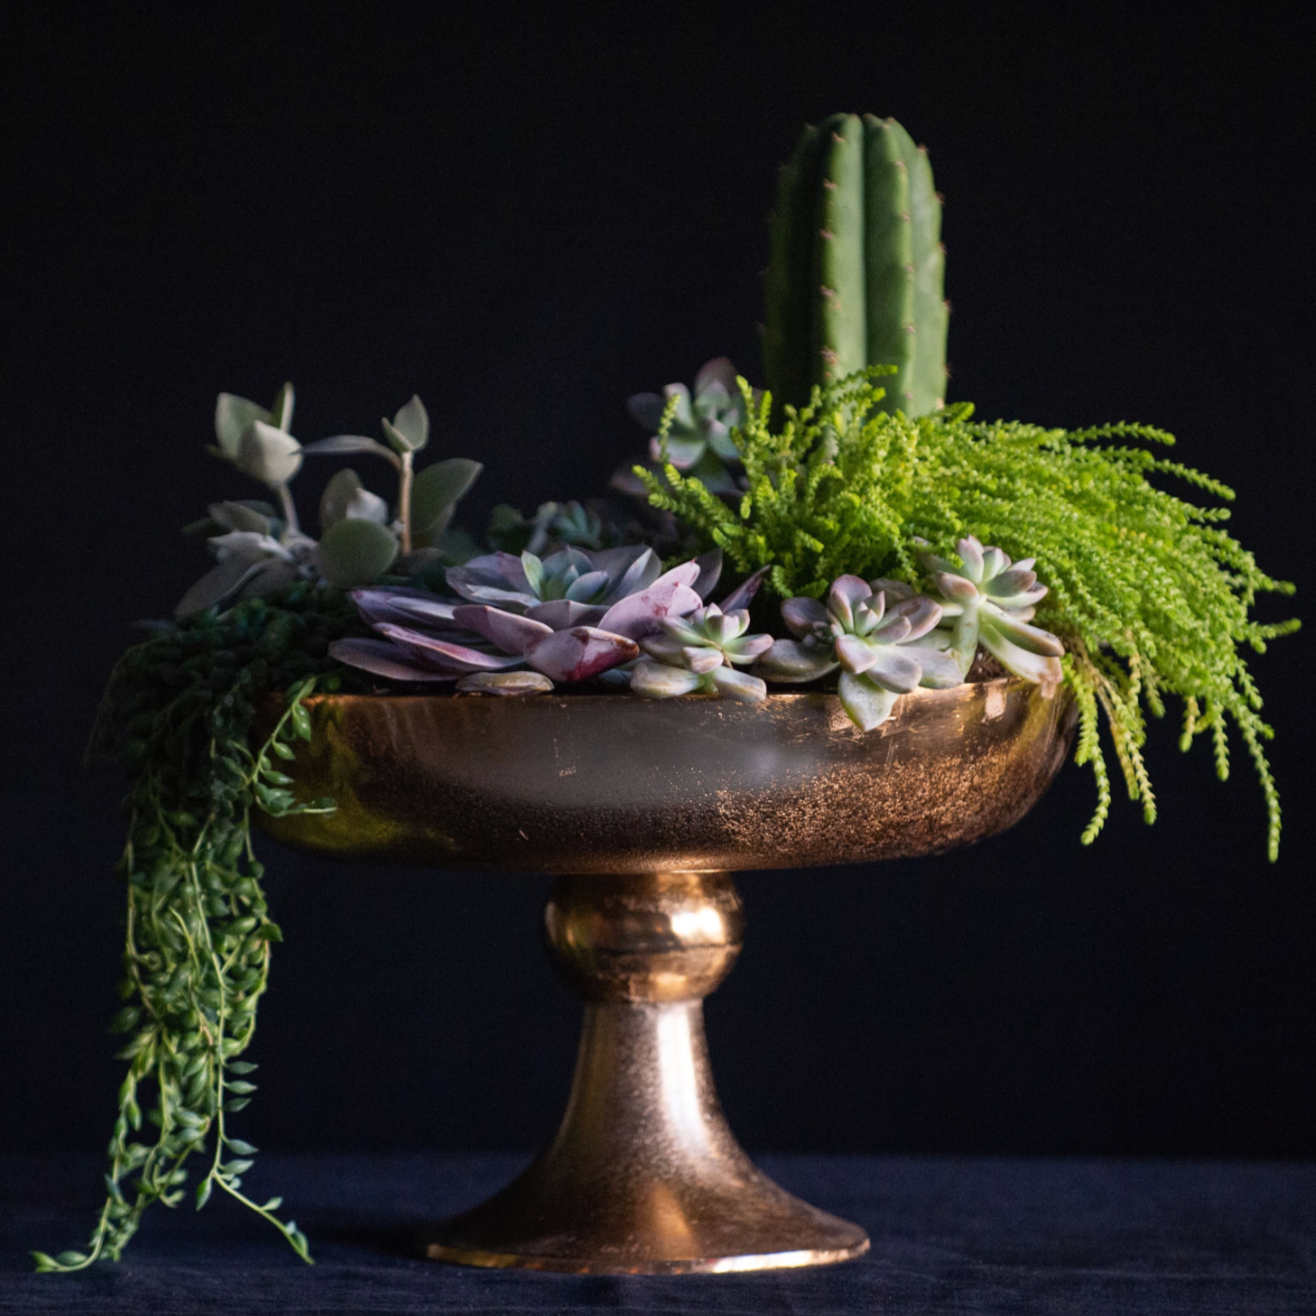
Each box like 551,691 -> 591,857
755,575 -> 961,731
613,357 -> 753,498
917,536 -> 1065,690
628,603 -> 773,703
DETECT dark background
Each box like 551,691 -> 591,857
2,4 -> 1312,1167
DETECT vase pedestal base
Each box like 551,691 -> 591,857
422,1146 -> 869,1274
421,872 -> 869,1274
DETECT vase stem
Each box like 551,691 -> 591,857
422,871 -> 869,1273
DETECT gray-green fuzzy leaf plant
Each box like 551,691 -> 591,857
179,385 -> 482,613
301,395 -> 482,560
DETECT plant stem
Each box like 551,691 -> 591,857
277,483 -> 300,535
398,451 -> 414,555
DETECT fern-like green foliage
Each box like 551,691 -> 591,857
637,369 -> 1298,858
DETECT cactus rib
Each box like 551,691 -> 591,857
764,113 -> 949,418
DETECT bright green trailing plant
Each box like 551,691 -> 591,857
34,586 -> 365,1272
638,368 -> 1298,859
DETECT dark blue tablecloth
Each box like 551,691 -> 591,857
2,1153 -> 1312,1313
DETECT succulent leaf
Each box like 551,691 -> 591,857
316,517 -> 399,588
683,645 -> 726,674
834,632 -> 879,674
175,557 -> 265,617
626,392 -> 667,432
911,647 -> 963,689
595,562 -> 702,640
319,468 -> 388,534
456,671 -> 554,696
710,666 -> 768,703
453,604 -> 554,655
782,596 -> 831,638
837,672 -> 901,732
754,637 -> 840,682
870,577 -> 918,602
886,594 -> 942,642
629,661 -> 706,697
269,381 -> 295,432
598,546 -> 663,602
351,588 -> 461,629
692,549 -> 723,601
523,627 -> 639,682
375,622 -> 523,673
565,569 -> 611,602
827,575 -> 872,630
208,501 -> 274,536
989,612 -> 1066,657
651,434 -> 706,467
694,356 -> 739,397
236,421 -> 303,488
214,393 -> 271,458
718,564 -> 770,615
932,571 -> 979,604
979,624 -> 1064,688
301,434 -> 400,463
957,536 -> 985,582
327,638 -> 458,682
525,599 -> 605,629
382,395 -> 429,454
860,644 -> 924,694
411,458 -> 483,539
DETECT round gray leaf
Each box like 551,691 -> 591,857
316,516 -> 399,587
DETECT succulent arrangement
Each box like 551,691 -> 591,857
43,110 -> 1295,1275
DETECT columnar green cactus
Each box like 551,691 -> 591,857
763,113 -> 949,417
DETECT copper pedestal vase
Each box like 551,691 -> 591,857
261,681 -> 1075,1274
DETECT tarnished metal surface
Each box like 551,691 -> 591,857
260,681 -> 1076,874
259,683 -> 1074,1273
423,871 -> 869,1273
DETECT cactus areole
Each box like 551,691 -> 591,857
764,113 -> 949,418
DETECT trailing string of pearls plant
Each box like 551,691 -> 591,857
34,386 -> 483,1271
39,111 -> 1295,1273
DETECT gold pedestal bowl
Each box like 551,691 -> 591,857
261,679 -> 1075,1273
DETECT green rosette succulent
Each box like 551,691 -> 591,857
755,575 -> 961,731
916,535 -> 1065,689
612,357 -> 750,498
627,603 -> 773,704
487,499 -> 611,554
